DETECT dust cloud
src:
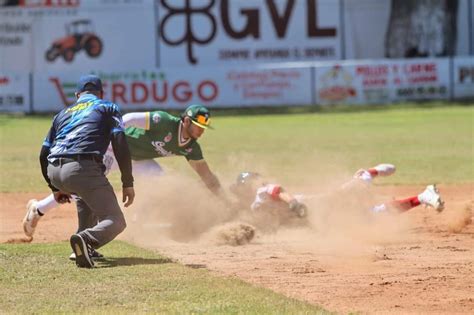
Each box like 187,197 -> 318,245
445,201 -> 473,233
121,158 -> 424,258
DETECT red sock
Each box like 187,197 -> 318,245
367,168 -> 378,177
390,196 -> 421,212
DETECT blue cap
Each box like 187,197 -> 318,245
76,74 -> 103,93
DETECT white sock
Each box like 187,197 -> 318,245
36,194 -> 59,215
358,170 -> 373,183
341,173 -> 372,190
371,203 -> 387,213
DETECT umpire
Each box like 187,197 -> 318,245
40,74 -> 135,268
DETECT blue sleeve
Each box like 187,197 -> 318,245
42,116 -> 57,147
108,103 -> 125,134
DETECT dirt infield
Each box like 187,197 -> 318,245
1,183 -> 473,314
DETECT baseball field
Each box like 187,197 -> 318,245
0,104 -> 473,314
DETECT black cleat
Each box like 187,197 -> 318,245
70,234 -> 94,268
69,249 -> 104,261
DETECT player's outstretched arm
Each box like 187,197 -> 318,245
188,159 -> 221,194
123,112 -> 150,129
278,190 -> 295,204
188,159 -> 236,207
279,189 -> 308,218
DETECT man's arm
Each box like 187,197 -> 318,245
40,125 -> 71,203
39,145 -> 58,192
278,191 -> 297,204
277,189 -> 307,217
188,159 -> 239,211
187,159 -> 222,195
122,112 -> 149,129
111,131 -> 135,207
40,125 -> 59,192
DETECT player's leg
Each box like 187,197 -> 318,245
132,159 -> 164,177
341,163 -> 396,191
69,197 -> 103,260
334,163 -> 395,212
66,160 -> 126,268
76,197 -> 99,233
30,194 -> 59,216
69,160 -> 126,248
372,184 -> 444,213
392,184 -> 444,212
23,151 -> 116,238
353,163 -> 396,184
23,194 -> 59,238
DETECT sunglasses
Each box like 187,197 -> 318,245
195,114 -> 210,126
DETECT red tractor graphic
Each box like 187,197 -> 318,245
45,20 -> 103,63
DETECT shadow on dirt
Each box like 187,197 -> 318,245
96,256 -> 173,268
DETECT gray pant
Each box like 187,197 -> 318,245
47,159 -> 126,249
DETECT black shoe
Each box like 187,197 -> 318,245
70,234 -> 94,268
69,249 -> 104,261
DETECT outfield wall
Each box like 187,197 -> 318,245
0,1 -> 473,112
1,0 -> 473,71
1,57 -> 473,113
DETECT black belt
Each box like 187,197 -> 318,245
51,155 -> 102,166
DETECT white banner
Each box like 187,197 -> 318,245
0,1 -> 156,72
0,72 -> 30,112
453,57 -> 474,99
2,0 -> 473,73
315,59 -> 451,105
156,0 -> 341,67
0,10 -> 34,71
32,67 -> 312,112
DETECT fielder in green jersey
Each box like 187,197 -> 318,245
126,111 -> 204,161
23,104 -> 227,241
120,104 -> 222,194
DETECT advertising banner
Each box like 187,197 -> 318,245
453,57 -> 474,99
34,2 -> 156,72
2,0 -> 473,74
0,72 -> 30,112
0,0 -> 156,72
0,9 -> 34,71
315,59 -> 451,105
156,0 -> 341,67
32,66 -> 312,112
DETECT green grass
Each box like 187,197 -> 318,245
0,104 -> 472,313
166,105 -> 474,186
0,241 -> 326,314
0,105 -> 473,193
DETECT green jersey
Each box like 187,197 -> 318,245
125,111 -> 203,161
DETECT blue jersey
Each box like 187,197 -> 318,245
44,94 -> 124,160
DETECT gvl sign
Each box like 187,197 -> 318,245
157,0 -> 340,66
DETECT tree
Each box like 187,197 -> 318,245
385,0 -> 458,58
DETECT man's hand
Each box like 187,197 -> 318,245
288,200 -> 308,218
53,191 -> 72,204
122,187 -> 135,207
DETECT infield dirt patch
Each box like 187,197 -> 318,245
1,183 -> 473,314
